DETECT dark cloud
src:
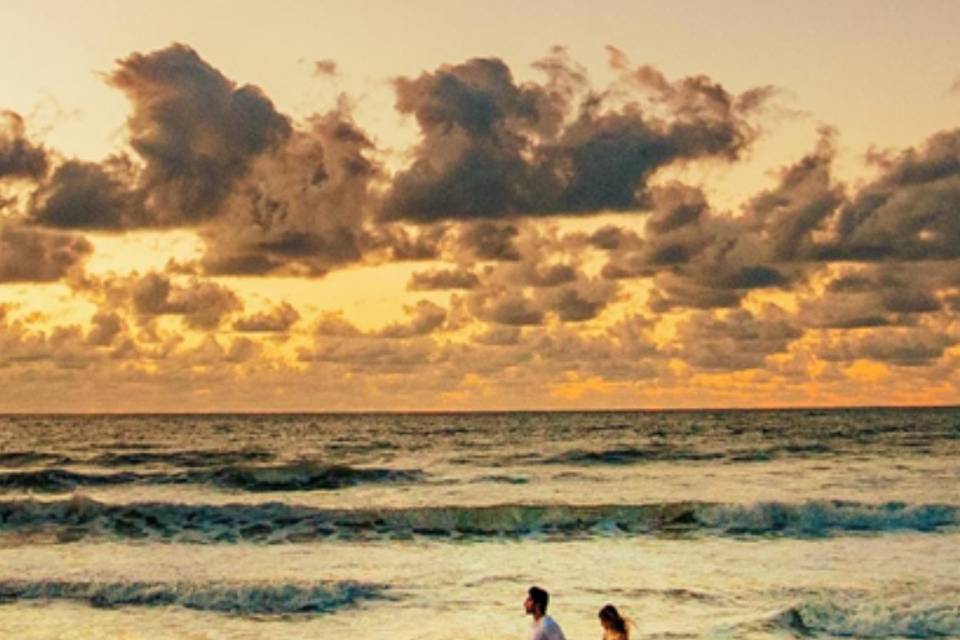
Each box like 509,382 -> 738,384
457,222 -> 521,261
0,223 -> 92,283
632,120 -> 951,312
470,293 -> 544,326
601,183 -> 710,278
742,129 -> 844,261
448,222 -> 620,325
815,327 -> 955,367
545,287 -> 607,322
647,274 -> 743,312
675,306 -> 803,370
645,182 -> 709,234
199,107 -> 376,276
534,279 -> 619,322
377,300 -> 447,338
85,311 -> 126,346
233,301 -> 300,332
0,111 -> 48,180
802,265 -> 946,329
600,182 -> 794,308
107,43 -> 291,225
588,125 -> 954,317
598,144 -> 834,309
589,225 -> 642,251
21,44 -> 391,280
371,224 -> 445,262
382,52 -> 767,222
408,267 -> 480,290
858,279 -> 939,314
30,158 -> 144,229
526,263 -> 578,287
129,273 -> 242,330
826,128 -> 960,261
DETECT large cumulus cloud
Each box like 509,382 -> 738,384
108,43 -> 292,226
25,45 -> 291,231
382,48 -> 769,222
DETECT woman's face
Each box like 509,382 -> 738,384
600,616 -> 611,630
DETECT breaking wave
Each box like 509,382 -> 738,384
0,462 -> 423,493
696,500 -> 957,535
0,579 -> 387,616
203,463 -> 421,492
0,497 -> 955,543
769,597 -> 960,638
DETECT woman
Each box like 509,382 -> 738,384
598,604 -> 629,640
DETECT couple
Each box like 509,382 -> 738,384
524,586 -> 629,640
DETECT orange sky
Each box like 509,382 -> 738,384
1,0 -> 959,411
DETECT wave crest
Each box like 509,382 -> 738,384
0,462 -> 422,493
0,579 -> 386,616
0,497 -> 955,544
698,500 -> 957,535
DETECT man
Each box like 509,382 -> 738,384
524,586 -> 567,640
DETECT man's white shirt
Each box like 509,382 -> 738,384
530,615 -> 567,640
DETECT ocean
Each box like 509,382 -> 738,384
0,409 -> 958,639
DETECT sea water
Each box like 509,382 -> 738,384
0,409 -> 958,639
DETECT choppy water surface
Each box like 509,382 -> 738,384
0,409 -> 958,638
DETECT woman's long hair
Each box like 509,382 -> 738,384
599,604 -> 629,638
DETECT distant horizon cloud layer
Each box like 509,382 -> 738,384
1,41 -> 959,411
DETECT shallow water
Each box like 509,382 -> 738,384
0,409 -> 958,638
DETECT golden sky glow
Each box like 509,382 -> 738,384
1,0 -> 959,411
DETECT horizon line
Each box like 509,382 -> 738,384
1,403 -> 958,417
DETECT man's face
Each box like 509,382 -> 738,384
524,594 -> 535,615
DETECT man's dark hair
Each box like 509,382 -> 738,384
528,586 -> 549,613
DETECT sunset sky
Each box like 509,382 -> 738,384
1,0 -> 959,411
